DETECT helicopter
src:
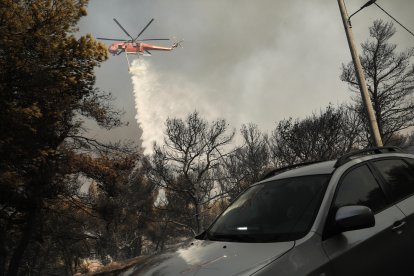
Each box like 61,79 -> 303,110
97,18 -> 181,69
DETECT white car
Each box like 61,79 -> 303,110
124,147 -> 414,276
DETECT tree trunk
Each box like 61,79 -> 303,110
0,224 -> 6,276
194,202 -> 202,234
133,236 -> 142,257
155,221 -> 169,252
6,210 -> 36,276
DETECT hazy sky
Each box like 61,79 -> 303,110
78,0 -> 414,152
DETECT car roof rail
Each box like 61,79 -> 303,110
260,160 -> 322,181
334,146 -> 403,168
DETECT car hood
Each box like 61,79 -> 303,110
122,239 -> 294,276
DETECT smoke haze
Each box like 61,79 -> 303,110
79,0 -> 414,149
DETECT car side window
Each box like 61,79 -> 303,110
334,164 -> 387,213
323,164 -> 388,238
373,159 -> 414,203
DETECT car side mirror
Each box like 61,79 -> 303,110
335,205 -> 375,233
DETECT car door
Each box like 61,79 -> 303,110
322,164 -> 412,276
371,157 -> 414,241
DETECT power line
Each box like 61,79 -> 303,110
374,3 -> 414,38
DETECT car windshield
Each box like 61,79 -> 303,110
206,175 -> 330,243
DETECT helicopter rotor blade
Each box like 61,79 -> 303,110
135,18 -> 154,40
113,18 -> 134,41
137,38 -> 170,41
97,37 -> 127,41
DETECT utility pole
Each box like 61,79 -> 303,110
337,0 -> 383,147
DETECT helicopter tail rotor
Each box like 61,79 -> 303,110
172,39 -> 183,49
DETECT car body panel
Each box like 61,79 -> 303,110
123,239 -> 294,276
253,232 -> 333,276
322,202 -> 413,275
396,195 -> 414,240
123,152 -> 414,276
380,156 -> 414,242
